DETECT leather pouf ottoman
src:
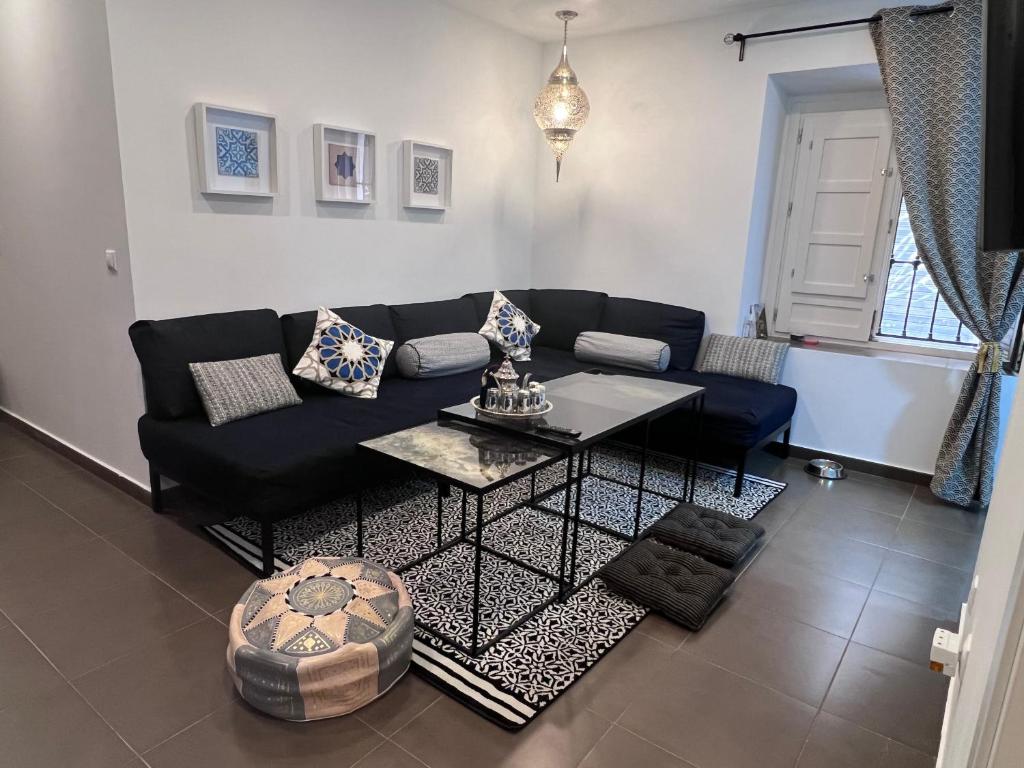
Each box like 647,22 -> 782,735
227,557 -> 413,721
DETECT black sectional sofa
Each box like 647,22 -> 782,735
129,289 -> 796,575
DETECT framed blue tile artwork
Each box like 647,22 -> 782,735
216,127 -> 259,178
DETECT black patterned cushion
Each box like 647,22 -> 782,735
648,503 -> 765,567
599,539 -> 734,630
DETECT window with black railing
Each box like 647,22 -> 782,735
877,197 -> 978,347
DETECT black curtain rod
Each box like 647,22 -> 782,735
723,4 -> 955,61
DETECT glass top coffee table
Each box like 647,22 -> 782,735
358,420 -> 569,656
442,371 -> 703,449
443,370 -> 703,526
359,420 -> 562,491
358,372 -> 705,657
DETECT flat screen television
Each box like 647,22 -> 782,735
982,0 -> 1024,251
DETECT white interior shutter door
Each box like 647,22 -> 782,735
775,109 -> 893,341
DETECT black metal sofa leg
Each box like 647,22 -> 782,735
260,520 -> 275,577
149,465 -> 164,513
734,453 -> 746,498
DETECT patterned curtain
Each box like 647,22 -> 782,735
871,0 -> 1024,506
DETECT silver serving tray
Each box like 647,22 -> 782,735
470,396 -> 554,420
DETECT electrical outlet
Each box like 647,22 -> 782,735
931,627 -> 961,676
105,249 -> 118,273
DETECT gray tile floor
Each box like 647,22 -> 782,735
0,420 -> 978,767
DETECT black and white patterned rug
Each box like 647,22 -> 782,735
205,445 -> 785,729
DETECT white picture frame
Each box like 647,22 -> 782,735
314,124 -> 376,204
193,103 -> 278,197
402,140 -> 452,210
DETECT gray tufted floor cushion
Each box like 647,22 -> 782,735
647,502 -> 765,567
598,539 -> 735,630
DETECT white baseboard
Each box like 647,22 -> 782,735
0,405 -> 149,493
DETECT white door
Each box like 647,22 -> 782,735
936,380 -> 1024,767
775,109 -> 894,341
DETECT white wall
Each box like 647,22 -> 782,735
0,0 -> 1003,484
530,0 -> 891,335
528,0 -> 1002,472
0,0 -> 146,482
104,0 -> 544,321
738,77 -> 787,322
783,348 -> 993,474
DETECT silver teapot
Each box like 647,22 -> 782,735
489,356 -> 522,397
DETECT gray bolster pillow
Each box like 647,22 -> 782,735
395,332 -> 491,379
574,331 -> 671,372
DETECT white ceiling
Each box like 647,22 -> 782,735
441,0 -> 805,42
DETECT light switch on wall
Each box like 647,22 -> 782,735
105,249 -> 118,272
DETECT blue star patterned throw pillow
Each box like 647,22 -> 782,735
478,290 -> 541,361
293,307 -> 394,398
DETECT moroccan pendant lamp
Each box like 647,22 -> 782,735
534,10 -> 590,181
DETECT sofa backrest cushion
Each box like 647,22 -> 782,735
529,289 -> 608,350
389,297 -> 479,344
599,297 -> 705,370
129,309 -> 287,420
280,304 -> 399,380
463,290 -> 533,325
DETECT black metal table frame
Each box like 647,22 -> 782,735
353,444 -> 574,658
356,388 -> 705,658
526,392 -> 705,594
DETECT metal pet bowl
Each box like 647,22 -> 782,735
805,458 -> 847,480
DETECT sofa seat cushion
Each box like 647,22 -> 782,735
139,372 -> 488,515
389,297 -> 479,344
599,297 -> 705,371
528,289 -> 607,350
648,502 -> 765,567
599,539 -> 734,630
662,370 -> 796,448
129,309 -> 288,421
140,397 -> 399,516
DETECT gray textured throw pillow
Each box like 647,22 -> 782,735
574,331 -> 671,372
189,354 -> 302,426
697,334 -> 788,384
395,332 -> 491,379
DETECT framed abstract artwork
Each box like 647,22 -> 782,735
193,103 -> 278,197
402,140 -> 452,210
314,125 -> 376,203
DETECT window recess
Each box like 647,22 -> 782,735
772,108 -> 895,342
